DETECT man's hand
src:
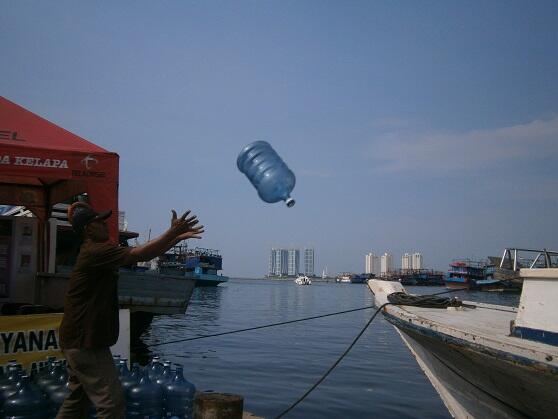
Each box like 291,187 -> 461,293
170,210 -> 204,241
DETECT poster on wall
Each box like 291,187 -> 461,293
0,309 -> 130,372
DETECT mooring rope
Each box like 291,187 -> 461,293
141,304 -> 378,349
273,302 -> 389,419
274,288 -> 470,418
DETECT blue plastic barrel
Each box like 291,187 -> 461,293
237,141 -> 296,207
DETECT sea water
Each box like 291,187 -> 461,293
140,279 -> 519,419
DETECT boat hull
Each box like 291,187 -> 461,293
386,312 -> 557,418
194,273 -> 229,287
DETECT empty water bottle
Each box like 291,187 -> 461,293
2,375 -> 48,419
147,356 -> 164,381
163,364 -> 196,419
119,360 -> 137,399
237,141 -> 296,207
43,367 -> 68,397
36,361 -> 64,391
130,363 -> 142,382
1,363 -> 22,400
155,362 -> 173,386
49,381 -> 70,417
126,369 -> 163,419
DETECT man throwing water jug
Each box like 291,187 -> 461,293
57,202 -> 204,419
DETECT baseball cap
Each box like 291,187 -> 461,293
67,202 -> 112,234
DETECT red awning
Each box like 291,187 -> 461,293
0,96 -> 120,241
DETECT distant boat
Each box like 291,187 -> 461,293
336,273 -> 352,283
445,259 -> 501,290
368,261 -> 558,418
158,245 -> 229,287
294,275 -> 312,285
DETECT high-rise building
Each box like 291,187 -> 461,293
380,252 -> 393,276
268,252 -> 273,276
412,252 -> 423,270
270,248 -> 288,276
287,249 -> 300,276
402,253 -> 412,272
304,248 -> 315,276
365,252 -> 380,275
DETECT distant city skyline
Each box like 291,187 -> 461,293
3,2 -> 557,277
269,247 -> 315,276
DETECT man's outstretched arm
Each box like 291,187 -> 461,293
125,210 -> 204,264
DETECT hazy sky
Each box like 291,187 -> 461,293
2,1 -> 557,277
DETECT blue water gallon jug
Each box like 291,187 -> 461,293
163,364 -> 196,419
49,381 -> 70,417
237,141 -> 296,207
32,356 -> 56,385
155,362 -> 173,387
147,356 -> 164,382
43,366 -> 68,397
126,369 -> 163,419
36,361 -> 63,391
119,360 -> 137,399
130,363 -> 142,383
2,375 -> 48,419
1,363 -> 22,400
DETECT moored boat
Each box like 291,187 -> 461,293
446,259 -> 500,290
367,266 -> 558,418
158,245 -> 229,287
336,273 -> 352,283
294,275 -> 312,285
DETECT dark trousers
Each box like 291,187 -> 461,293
56,347 -> 125,419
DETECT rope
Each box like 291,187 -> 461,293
273,303 -> 388,419
387,291 -> 464,308
141,305 -> 378,349
274,288 -> 469,418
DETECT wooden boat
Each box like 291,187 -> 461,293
367,268 -> 558,419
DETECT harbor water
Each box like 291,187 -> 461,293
139,279 -> 520,419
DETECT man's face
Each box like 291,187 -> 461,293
85,219 -> 110,242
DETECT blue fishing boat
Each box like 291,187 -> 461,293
446,259 -> 500,290
158,246 -> 229,287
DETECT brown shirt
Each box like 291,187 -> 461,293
59,241 -> 131,349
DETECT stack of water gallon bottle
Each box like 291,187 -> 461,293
0,355 -> 196,419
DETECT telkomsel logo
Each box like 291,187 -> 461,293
81,155 -> 99,169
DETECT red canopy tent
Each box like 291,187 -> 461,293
0,97 -> 120,269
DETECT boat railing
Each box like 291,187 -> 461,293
167,245 -> 221,258
499,248 -> 558,271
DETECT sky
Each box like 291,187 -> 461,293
2,1 -> 557,277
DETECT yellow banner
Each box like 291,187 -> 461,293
0,313 -> 64,373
